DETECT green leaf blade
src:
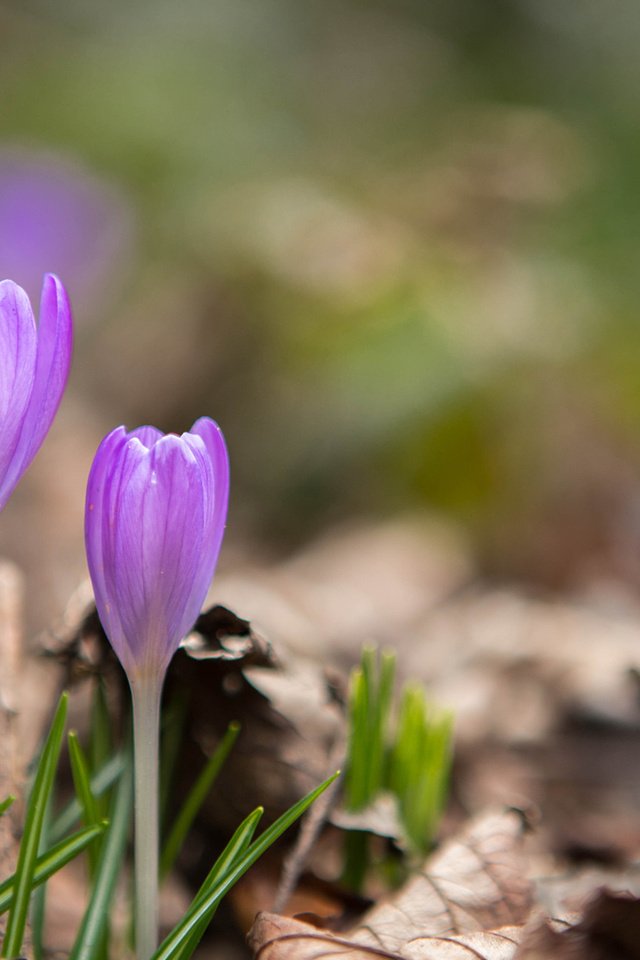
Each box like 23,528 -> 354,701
170,805 -> 264,960
152,772 -> 339,960
0,823 -> 108,914
1,692 -> 69,959
160,720 -> 240,880
68,752 -> 133,960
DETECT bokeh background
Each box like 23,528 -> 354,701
3,0 -> 640,633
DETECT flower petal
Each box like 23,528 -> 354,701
85,420 -> 230,681
84,425 -> 130,662
112,435 -> 208,673
0,274 -> 72,508
101,434 -> 156,672
0,280 -> 37,507
182,417 -> 229,616
129,425 -> 164,449
144,436 -> 209,655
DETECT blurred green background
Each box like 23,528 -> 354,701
3,0 -> 640,610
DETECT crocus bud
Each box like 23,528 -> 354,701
84,418 -> 229,682
0,275 -> 73,511
86,418 -> 229,959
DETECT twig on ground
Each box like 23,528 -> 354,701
272,738 -> 345,914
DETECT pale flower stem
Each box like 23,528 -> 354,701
131,674 -> 163,960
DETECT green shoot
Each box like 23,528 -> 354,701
343,647 -> 454,889
1,692 -> 68,959
68,751 -> 133,960
152,771 -> 339,960
68,732 -> 102,875
160,691 -> 188,831
344,647 -> 396,811
0,823 -> 107,914
90,679 -> 113,821
160,721 -> 240,880
343,649 -> 395,889
50,751 -> 125,843
168,805 -> 264,960
390,685 -> 453,857
30,798 -> 50,960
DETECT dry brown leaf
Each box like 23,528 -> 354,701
535,862 -> 640,920
250,888 -> 640,960
350,809 -> 532,951
183,605 -> 275,667
212,517 -> 472,662
515,889 -> 640,959
249,913 -> 524,960
403,928 -> 522,959
406,588 -> 640,744
249,913 -> 368,960
248,809 -> 532,960
331,793 -> 405,842
52,597 -> 344,832
250,886 -> 640,960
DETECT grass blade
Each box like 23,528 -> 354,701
49,751 -> 125,843
0,823 -> 107,914
30,799 -> 52,960
390,687 -> 453,855
159,691 -> 188,831
170,806 -> 263,960
152,772 -> 339,960
345,667 -> 367,810
160,721 -> 240,880
343,648 -> 396,891
68,732 -> 101,875
0,797 -> 14,818
90,680 -> 113,820
1,692 -> 68,959
68,753 -> 133,960
72,724 -> 111,960
375,650 -> 396,791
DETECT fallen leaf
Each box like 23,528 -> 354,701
516,889 -> 640,959
250,880 -> 640,960
212,517 -> 472,662
249,809 -> 533,960
331,793 -> 405,842
351,809 -> 532,950
404,928 -> 522,959
183,605 -> 275,668
249,913 -> 524,960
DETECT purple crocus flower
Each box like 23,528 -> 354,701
0,275 -> 73,511
0,149 -> 135,315
84,417 -> 229,682
85,417 -> 229,958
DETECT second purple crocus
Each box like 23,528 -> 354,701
85,417 -> 229,960
85,417 -> 229,681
